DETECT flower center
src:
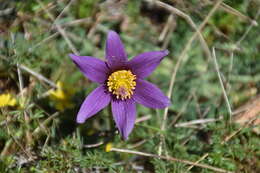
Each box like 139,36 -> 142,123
107,70 -> 136,100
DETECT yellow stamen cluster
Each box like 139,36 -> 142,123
107,70 -> 136,100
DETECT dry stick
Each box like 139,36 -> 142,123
36,0 -> 79,55
130,139 -> 147,149
235,9 -> 260,47
220,2 -> 258,26
17,64 -> 33,148
174,117 -> 222,127
42,134 -> 51,151
32,112 -> 59,137
148,0 -> 212,59
19,64 -> 57,88
186,10 -> 260,172
135,115 -> 151,123
34,1 -> 56,16
150,0 -> 223,155
184,47 -> 234,171
12,27 -> 33,152
221,115 -> 259,145
227,52 -> 234,92
30,17 -> 91,51
84,142 -> 104,148
202,107 -> 211,118
61,17 -> 92,27
2,47 -> 58,89
52,0 -> 75,27
186,115 -> 259,172
225,9 -> 260,95
159,14 -> 174,42
185,153 -> 209,172
29,32 -> 59,51
212,47 -> 232,121
36,118 -> 50,138
54,21 -> 79,55
203,0 -> 257,26
162,15 -> 176,49
111,148 -> 233,173
17,64 -> 24,97
169,94 -> 193,127
0,7 -> 13,16
2,123 -> 33,159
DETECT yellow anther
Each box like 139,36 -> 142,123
107,70 -> 136,100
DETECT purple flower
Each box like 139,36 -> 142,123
69,31 -> 170,140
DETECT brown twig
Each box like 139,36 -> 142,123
29,32 -> 59,51
185,153 -> 209,172
235,9 -> 260,47
111,148 -> 233,173
1,123 -> 33,159
159,14 -> 176,49
150,0 -> 223,155
212,47 -> 232,121
135,115 -> 151,123
36,0 -> 79,55
220,2 -> 258,26
17,64 -> 33,148
174,117 -> 223,127
84,142 -> 104,148
158,14 -> 173,42
32,112 -> 59,137
186,114 -> 259,171
221,115 -> 259,144
18,64 -> 57,88
52,0 -> 76,27
186,10 -> 260,171
169,94 -> 193,127
29,17 -> 91,51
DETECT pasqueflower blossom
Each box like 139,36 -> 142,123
69,31 -> 170,139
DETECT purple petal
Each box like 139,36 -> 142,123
76,85 -> 111,123
69,54 -> 109,84
133,79 -> 170,109
111,99 -> 136,140
127,50 -> 169,79
105,31 -> 127,69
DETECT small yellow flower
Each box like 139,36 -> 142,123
49,81 -> 75,111
105,142 -> 113,152
0,93 -> 16,107
50,82 -> 66,99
